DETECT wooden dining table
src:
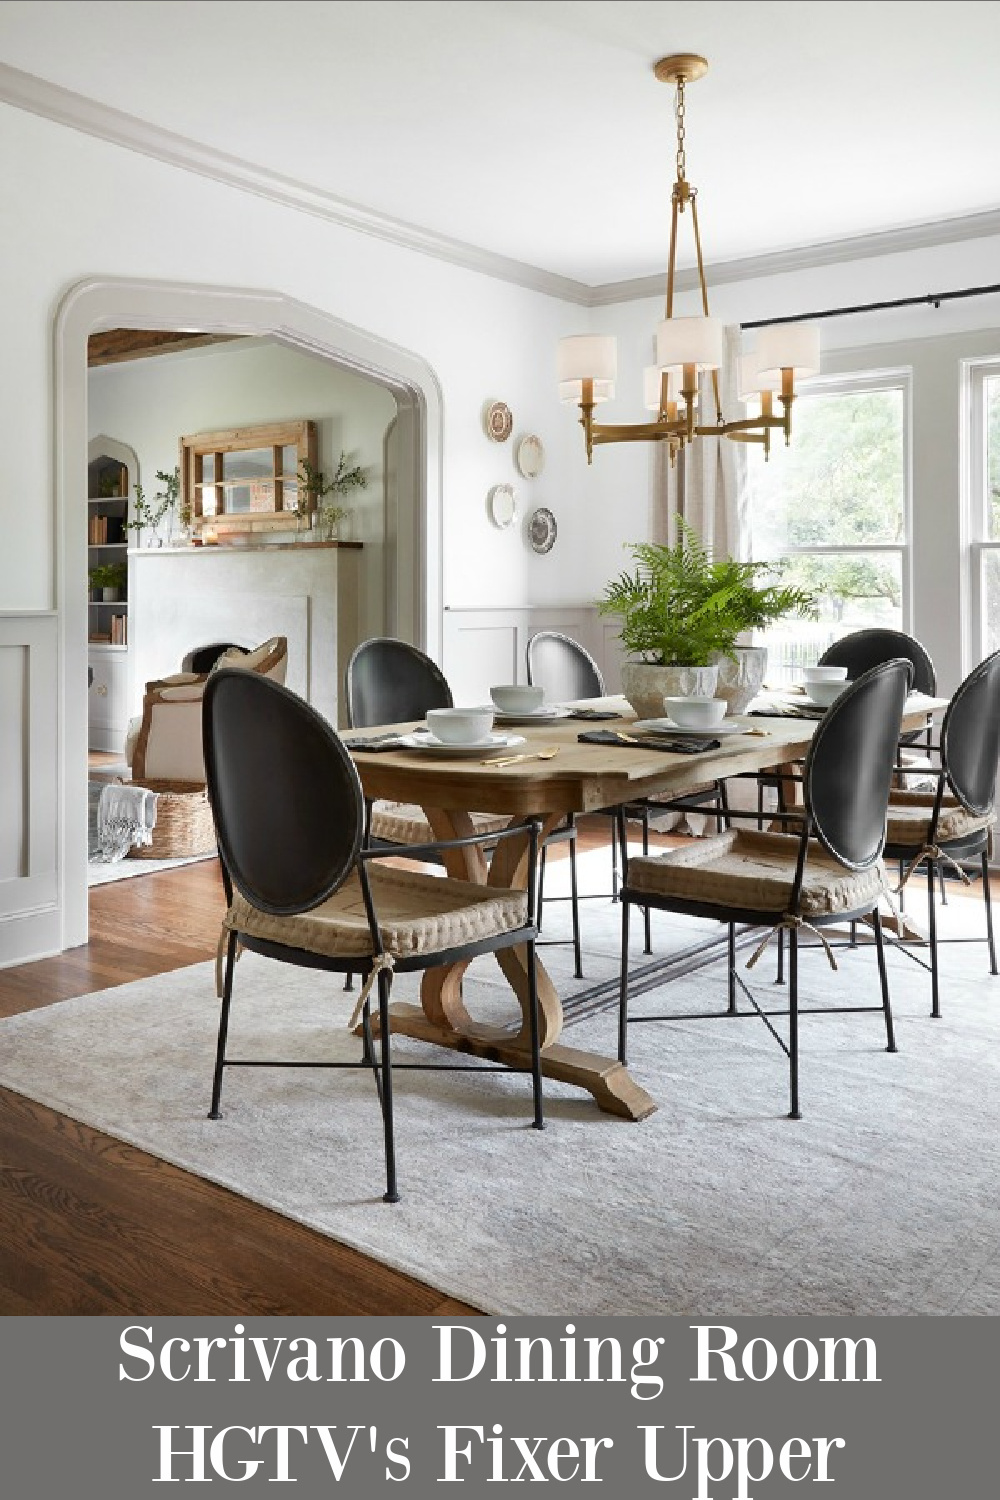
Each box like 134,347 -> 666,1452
348,692 -> 945,1121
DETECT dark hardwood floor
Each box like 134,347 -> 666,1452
0,858 -> 479,1315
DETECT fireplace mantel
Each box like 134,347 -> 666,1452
128,543 -> 362,729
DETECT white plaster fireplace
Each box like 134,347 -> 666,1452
128,542 -> 362,729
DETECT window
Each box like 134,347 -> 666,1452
747,373 -> 910,684
967,361 -> 1000,658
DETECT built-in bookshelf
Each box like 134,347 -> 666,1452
88,458 -> 130,647
87,440 -> 136,752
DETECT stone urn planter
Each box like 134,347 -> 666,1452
712,645 -> 768,715
620,661 -> 719,720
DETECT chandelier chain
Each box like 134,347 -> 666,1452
675,76 -> 687,181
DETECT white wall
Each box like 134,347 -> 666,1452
88,338 -> 397,664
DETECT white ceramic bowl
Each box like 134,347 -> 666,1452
663,695 -> 728,728
801,665 -> 849,684
490,683 -> 544,714
804,679 -> 850,707
425,706 -> 495,744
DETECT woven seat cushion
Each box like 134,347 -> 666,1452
885,790 -> 994,848
370,800 -> 508,847
627,827 -> 884,918
225,864 -> 529,960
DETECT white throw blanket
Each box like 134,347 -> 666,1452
96,782 -> 158,862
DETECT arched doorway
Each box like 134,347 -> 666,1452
56,277 -> 444,950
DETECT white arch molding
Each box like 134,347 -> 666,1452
56,277 -> 444,949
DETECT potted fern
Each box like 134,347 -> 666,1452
599,524 -> 816,717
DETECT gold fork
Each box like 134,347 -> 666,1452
486,747 -> 560,768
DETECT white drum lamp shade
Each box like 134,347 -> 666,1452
755,323 -> 821,378
655,315 -> 724,372
557,335 -> 618,385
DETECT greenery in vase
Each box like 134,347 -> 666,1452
598,522 -> 818,667
156,467 -> 183,531
88,561 -> 127,593
297,454 -> 368,524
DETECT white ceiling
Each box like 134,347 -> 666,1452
2,0 -> 1000,288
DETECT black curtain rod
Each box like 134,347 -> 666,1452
741,282 -> 1000,329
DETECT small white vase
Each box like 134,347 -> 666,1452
712,646 -> 768,715
620,661 -> 719,720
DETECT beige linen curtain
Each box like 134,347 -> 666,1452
650,325 -> 749,556
645,325 -> 766,833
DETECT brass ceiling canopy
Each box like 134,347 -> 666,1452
558,54 -> 820,464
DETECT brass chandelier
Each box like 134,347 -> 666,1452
558,54 -> 820,464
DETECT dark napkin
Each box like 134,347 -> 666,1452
342,732 -> 410,752
578,729 -> 721,755
565,707 -> 625,721
747,703 -> 824,720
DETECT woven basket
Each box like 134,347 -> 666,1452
126,778 -> 217,860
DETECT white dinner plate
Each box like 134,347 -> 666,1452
489,706 -> 571,725
398,732 -> 526,758
631,717 -> 746,738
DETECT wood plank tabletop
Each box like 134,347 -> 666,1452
347,693 -> 945,816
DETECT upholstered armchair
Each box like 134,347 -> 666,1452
128,636 -> 288,784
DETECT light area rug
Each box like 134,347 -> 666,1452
2,848 -> 1000,1315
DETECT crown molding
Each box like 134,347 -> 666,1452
3,61 -> 999,314
587,209 -> 1000,308
0,63 -> 590,305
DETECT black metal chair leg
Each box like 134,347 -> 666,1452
788,925 -> 800,1120
939,863 -> 948,905
536,845 -> 547,931
899,857 -> 906,914
208,931 -> 238,1119
927,860 -> 941,1019
568,825 -> 583,979
872,907 -> 896,1052
717,778 -> 730,833
727,922 -> 737,1014
983,851 -> 998,975
526,939 -> 544,1130
641,807 -> 652,955
611,815 -> 620,901
377,970 -> 400,1204
344,972 -> 354,991
850,920 -> 858,948
618,896 -> 631,1066
776,925 -> 785,985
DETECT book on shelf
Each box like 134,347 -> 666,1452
109,614 -> 128,646
89,632 -> 111,644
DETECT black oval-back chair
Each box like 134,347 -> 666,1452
883,649 -> 1000,1018
203,668 -> 544,1205
618,658 -> 912,1120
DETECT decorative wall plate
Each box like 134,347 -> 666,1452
528,507 -> 557,554
488,483 -> 517,529
484,400 -> 513,443
516,434 -> 545,478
